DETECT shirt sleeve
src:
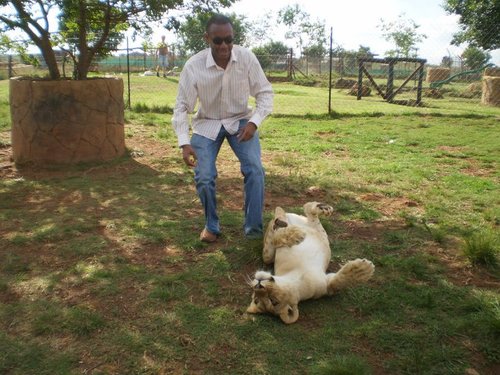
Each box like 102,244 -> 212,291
172,65 -> 197,147
247,52 -> 274,127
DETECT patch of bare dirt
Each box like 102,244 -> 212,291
426,241 -> 500,289
460,158 -> 496,177
359,192 -> 421,217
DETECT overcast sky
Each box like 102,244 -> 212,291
228,0 -> 500,65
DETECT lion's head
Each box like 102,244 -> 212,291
246,271 -> 299,324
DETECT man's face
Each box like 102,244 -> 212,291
205,23 -> 234,62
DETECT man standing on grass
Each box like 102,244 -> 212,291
172,14 -> 273,243
156,35 -> 169,77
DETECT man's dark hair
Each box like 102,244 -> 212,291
205,14 -> 233,33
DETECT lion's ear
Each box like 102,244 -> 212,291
274,207 -> 286,220
246,297 -> 262,314
280,304 -> 299,324
246,302 -> 260,314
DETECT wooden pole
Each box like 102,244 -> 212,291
328,27 -> 333,113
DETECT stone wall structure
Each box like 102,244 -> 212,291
426,67 -> 450,83
10,77 -> 125,164
481,67 -> 500,107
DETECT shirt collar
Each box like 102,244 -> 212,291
205,47 -> 238,69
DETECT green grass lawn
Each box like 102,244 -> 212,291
0,77 -> 499,374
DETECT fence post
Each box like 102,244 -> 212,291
387,60 -> 395,102
126,37 -> 131,109
357,59 -> 363,100
416,61 -> 424,105
328,27 -> 333,114
8,55 -> 13,78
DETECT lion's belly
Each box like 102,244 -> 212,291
274,235 -> 330,275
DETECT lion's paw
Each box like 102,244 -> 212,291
272,226 -> 306,248
304,202 -> 334,217
340,258 -> 375,283
327,258 -> 375,294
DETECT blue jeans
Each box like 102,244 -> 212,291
191,120 -> 265,237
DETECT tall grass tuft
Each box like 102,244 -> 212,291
463,229 -> 499,266
132,102 -> 173,114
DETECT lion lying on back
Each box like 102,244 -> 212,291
247,202 -> 375,324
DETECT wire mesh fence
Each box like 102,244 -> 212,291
1,45 -> 499,115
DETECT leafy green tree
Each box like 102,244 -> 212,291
461,45 -> 491,69
246,13 -> 273,47
167,12 -> 248,55
0,34 -> 38,66
357,45 -> 375,59
330,46 -> 375,76
277,3 -> 326,55
378,14 -> 427,58
252,41 -> 289,69
444,0 -> 499,50
303,44 -> 326,58
441,55 -> 453,68
0,0 -> 236,79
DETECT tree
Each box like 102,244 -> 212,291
0,34 -> 39,66
444,0 -> 500,50
303,44 -> 326,58
252,40 -> 289,70
378,14 -> 427,58
167,12 -> 248,55
461,45 -> 491,70
246,13 -> 273,47
0,0 -> 236,80
357,45 -> 375,59
441,55 -> 453,68
277,3 -> 327,56
331,46 -> 375,74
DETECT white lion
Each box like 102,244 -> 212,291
247,202 -> 375,324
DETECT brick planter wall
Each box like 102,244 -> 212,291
10,77 -> 125,164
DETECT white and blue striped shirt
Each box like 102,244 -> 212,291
172,45 -> 274,147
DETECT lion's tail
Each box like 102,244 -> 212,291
326,258 -> 375,294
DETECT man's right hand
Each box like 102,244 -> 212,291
181,145 -> 197,167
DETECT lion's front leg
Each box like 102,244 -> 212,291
262,222 -> 276,264
272,225 -> 306,249
263,207 -> 289,264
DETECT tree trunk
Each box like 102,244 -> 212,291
39,37 -> 61,80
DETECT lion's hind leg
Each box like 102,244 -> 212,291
303,202 -> 334,221
327,258 -> 375,295
302,202 -> 333,240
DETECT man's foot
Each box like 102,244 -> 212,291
200,228 -> 217,243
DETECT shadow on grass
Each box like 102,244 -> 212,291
1,153 -> 499,374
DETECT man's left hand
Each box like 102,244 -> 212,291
237,122 -> 257,142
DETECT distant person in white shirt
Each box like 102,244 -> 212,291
156,35 -> 169,77
172,14 -> 274,243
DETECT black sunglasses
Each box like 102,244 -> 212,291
212,36 -> 234,45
